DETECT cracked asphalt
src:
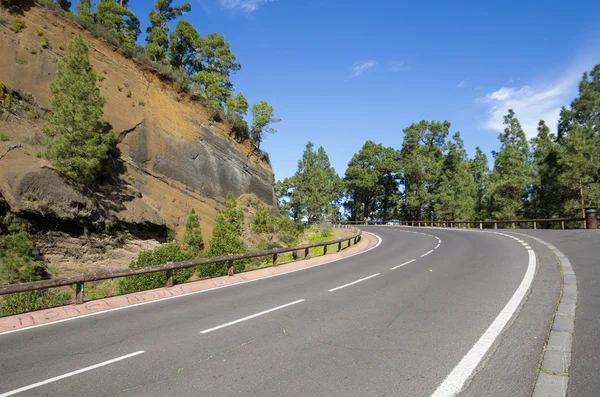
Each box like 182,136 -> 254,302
0,227 -> 562,396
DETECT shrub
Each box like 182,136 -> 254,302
41,36 -> 49,49
116,244 -> 194,295
36,27 -> 43,36
0,223 -> 40,285
0,132 -> 7,141
126,90 -> 132,98
0,290 -> 71,317
318,223 -> 333,238
252,203 -> 277,234
183,208 -> 204,255
10,17 -> 25,33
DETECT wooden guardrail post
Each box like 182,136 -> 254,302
272,253 -> 278,266
533,221 -> 537,230
305,247 -> 310,258
227,260 -> 234,276
561,220 -> 565,230
75,282 -> 84,304
165,268 -> 174,287
323,244 -> 328,255
338,241 -> 342,252
494,222 -> 498,229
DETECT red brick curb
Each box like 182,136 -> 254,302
0,232 -> 378,334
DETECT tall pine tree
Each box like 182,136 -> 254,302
43,35 -> 116,186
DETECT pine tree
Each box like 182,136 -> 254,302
55,0 -> 72,11
183,208 -> 204,255
469,147 -> 490,220
250,100 -> 280,149
529,120 -> 563,219
487,110 -> 533,219
208,194 -> 245,257
281,142 -> 343,222
95,0 -> 140,48
0,224 -> 40,285
43,35 -> 116,186
556,65 -> 600,218
435,132 -> 476,221
146,0 -> 191,62
75,0 -> 94,24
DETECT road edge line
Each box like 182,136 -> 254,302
509,232 -> 576,397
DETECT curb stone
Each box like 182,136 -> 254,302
510,233 -> 577,397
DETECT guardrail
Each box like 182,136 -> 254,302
0,225 -> 361,305
344,218 -> 590,230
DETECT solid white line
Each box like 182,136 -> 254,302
434,244 -> 440,249
0,351 -> 145,397
0,233 -> 383,337
430,248 -> 536,397
200,299 -> 305,334
328,273 -> 380,292
390,259 -> 416,270
421,250 -> 434,257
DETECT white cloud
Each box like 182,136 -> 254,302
457,81 -> 466,89
478,69 -> 583,138
217,0 -> 275,12
389,61 -> 409,72
350,60 -> 377,78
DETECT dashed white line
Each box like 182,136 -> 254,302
0,351 -> 145,397
421,250 -> 434,257
390,259 -> 416,270
328,273 -> 380,292
200,299 -> 305,334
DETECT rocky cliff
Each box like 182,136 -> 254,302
0,4 -> 276,273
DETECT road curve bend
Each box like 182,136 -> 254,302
0,226 -> 561,397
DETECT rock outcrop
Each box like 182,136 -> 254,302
0,4 -> 276,272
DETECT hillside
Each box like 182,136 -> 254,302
0,3 -> 276,272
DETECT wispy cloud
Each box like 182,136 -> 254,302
388,61 -> 409,72
217,0 -> 275,12
457,81 -> 466,89
350,60 -> 377,78
478,67 -> 585,138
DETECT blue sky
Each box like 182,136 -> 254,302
129,0 -> 600,181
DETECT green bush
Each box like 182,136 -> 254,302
117,244 -> 194,295
0,132 -> 7,142
0,290 -> 71,317
252,203 -> 277,234
0,223 -> 41,285
10,17 -> 25,33
318,223 -> 333,238
183,208 -> 204,255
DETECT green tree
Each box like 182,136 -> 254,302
529,120 -> 563,219
469,147 -> 490,220
400,120 -> 449,221
95,0 -> 140,48
556,65 -> 600,218
201,194 -> 247,277
0,224 -> 40,285
435,132 -> 477,221
487,109 -> 533,219
183,208 -> 204,255
226,92 -> 250,140
253,203 -> 277,234
43,35 -> 116,186
250,100 -> 280,149
168,20 -> 201,71
55,0 -> 72,11
75,0 -> 94,24
279,142 -> 343,222
344,141 -> 400,221
146,0 -> 191,62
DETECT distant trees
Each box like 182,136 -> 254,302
277,143 -> 343,222
146,0 -> 191,62
95,0 -> 140,48
43,35 -> 116,186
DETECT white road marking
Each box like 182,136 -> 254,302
431,248 -> 536,397
434,243 -> 440,249
421,250 -> 434,257
200,299 -> 305,334
0,351 -> 145,397
328,273 -> 380,292
390,259 -> 416,270
0,233 -> 383,337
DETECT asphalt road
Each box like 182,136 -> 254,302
0,227 -> 562,396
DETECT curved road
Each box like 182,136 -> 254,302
0,227 -> 562,396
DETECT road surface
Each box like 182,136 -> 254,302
0,226 -> 568,396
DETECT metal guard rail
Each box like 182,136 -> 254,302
0,225 -> 361,303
